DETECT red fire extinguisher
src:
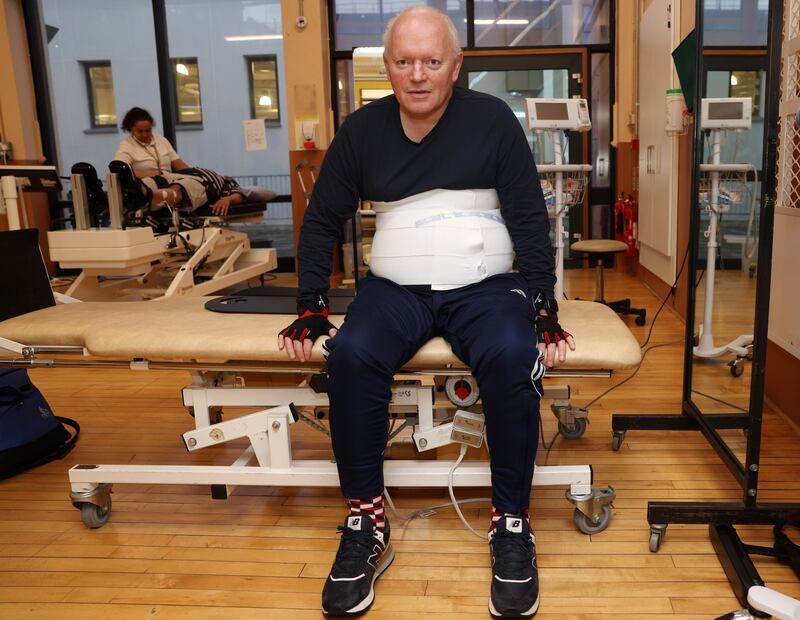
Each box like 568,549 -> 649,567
614,193 -> 626,243
623,195 -> 639,257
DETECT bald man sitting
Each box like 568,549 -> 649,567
278,6 -> 574,617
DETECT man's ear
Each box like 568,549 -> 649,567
451,52 -> 464,82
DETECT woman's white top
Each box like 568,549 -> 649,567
114,133 -> 180,175
369,188 -> 514,290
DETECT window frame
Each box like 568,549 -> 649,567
171,56 -> 203,127
246,54 -> 281,127
81,60 -> 117,129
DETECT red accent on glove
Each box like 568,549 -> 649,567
299,308 -> 329,318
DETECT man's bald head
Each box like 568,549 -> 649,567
382,5 -> 461,60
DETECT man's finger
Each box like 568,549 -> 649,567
545,342 -> 557,367
329,327 -> 338,337
303,339 -> 313,361
557,339 -> 567,363
566,334 -> 576,351
277,335 -> 285,350
285,337 -> 296,360
293,338 -> 306,362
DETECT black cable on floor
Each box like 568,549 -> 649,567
582,340 -> 683,410
639,239 -> 690,349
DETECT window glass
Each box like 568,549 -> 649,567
249,56 -> 280,123
84,62 -> 117,127
165,0 -> 292,258
334,1 -> 467,52
474,0 -> 610,47
703,0 -> 768,46
173,58 -> 202,124
42,0 -> 162,176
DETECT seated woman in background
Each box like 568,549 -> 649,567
114,107 -> 189,178
113,161 -> 276,216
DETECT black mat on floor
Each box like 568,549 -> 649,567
205,286 -> 356,315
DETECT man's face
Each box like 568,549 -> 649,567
384,12 -> 463,121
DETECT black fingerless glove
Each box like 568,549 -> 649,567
532,292 -> 571,346
280,291 -> 335,345
535,311 -> 572,346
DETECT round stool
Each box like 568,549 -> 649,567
570,239 -> 646,326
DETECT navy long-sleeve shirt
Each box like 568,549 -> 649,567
297,86 -> 555,306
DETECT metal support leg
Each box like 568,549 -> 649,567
710,524 -> 769,618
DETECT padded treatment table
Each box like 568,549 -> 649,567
0,296 -> 641,371
0,296 -> 637,531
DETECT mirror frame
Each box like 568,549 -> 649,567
681,0 -> 782,501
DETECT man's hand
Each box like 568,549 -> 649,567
535,310 -> 576,368
277,310 -> 337,362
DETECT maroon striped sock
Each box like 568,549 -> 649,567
347,495 -> 386,531
489,507 -> 530,533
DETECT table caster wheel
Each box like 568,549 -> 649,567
80,496 -> 112,529
612,430 -> 625,452
649,524 -> 667,552
635,313 -> 646,326
573,504 -> 612,534
558,417 -> 587,439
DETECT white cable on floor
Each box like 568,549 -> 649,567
448,445 -> 488,540
383,444 -> 491,540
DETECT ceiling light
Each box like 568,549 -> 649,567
730,74 -> 738,86
473,18 -> 530,25
259,95 -> 272,107
225,34 -> 283,42
175,63 -> 189,76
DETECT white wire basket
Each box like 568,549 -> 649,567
537,164 -> 592,211
698,164 -> 753,214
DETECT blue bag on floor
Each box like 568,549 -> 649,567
0,368 -> 79,479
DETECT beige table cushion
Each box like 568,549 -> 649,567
571,239 -> 628,254
0,297 -> 642,370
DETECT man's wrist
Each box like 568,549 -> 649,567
297,289 -> 329,315
531,290 -> 558,316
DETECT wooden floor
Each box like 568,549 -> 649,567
2,267 -> 799,619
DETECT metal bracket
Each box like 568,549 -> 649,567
566,485 -> 616,523
550,400 -> 588,425
70,480 -> 112,509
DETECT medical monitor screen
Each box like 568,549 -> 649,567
535,102 -> 569,121
707,101 -> 744,120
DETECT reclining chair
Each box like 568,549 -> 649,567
47,162 -> 278,300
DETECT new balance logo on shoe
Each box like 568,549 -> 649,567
347,516 -> 361,529
507,517 -> 523,533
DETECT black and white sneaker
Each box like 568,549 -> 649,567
489,515 -> 540,617
321,513 -> 394,616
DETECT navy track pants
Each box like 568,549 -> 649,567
324,272 -> 542,514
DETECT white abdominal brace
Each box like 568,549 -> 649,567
369,188 -> 514,289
